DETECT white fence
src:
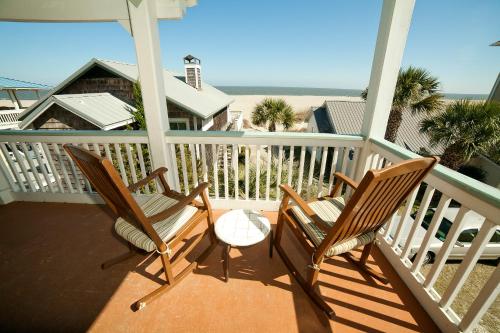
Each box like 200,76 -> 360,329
165,131 -> 363,210
0,130 -> 154,203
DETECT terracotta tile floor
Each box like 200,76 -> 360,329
0,202 -> 439,333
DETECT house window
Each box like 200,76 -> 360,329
169,118 -> 190,130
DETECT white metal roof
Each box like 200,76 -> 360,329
20,93 -> 135,130
99,59 -> 234,118
19,58 -> 233,122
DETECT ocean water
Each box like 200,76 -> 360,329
0,87 -> 488,101
216,86 -> 488,100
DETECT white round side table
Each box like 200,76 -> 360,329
214,209 -> 272,282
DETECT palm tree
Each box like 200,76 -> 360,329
362,66 -> 444,142
251,98 -> 295,131
420,100 -> 500,170
129,81 -> 147,130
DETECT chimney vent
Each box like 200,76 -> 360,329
183,55 -> 202,90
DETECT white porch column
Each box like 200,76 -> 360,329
354,0 -> 415,180
128,0 -> 179,189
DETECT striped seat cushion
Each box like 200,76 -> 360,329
290,197 -> 375,257
115,194 -> 198,252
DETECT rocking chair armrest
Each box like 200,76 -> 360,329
329,172 -> 358,197
147,182 -> 209,224
279,184 -> 331,233
128,167 -> 168,192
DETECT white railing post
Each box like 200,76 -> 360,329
128,0 -> 179,190
354,0 -> 416,181
0,155 -> 15,204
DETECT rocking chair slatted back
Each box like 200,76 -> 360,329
63,144 -> 163,246
318,157 -> 438,256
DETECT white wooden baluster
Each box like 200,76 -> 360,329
440,220 -> 497,311
80,143 -> 93,192
147,144 -> 160,193
125,144 -> 139,194
189,144 -> 198,188
53,144 -> 73,193
387,186 -> 419,245
42,143 -> 63,193
297,146 -> 306,195
370,153 -> 380,169
212,144 -> 219,199
245,145 -> 249,200
348,147 -> 360,180
0,144 -> 17,191
400,185 -> 435,260
317,147 -> 328,197
459,264 -> 500,333
179,144 -> 189,195
0,143 -> 25,192
113,144 -> 128,187
287,145 -> 294,186
103,144 -> 112,161
276,145 -> 283,200
327,147 -> 339,194
1,152 -> 17,191
340,147 -> 350,176
92,143 -> 101,156
377,156 -> 385,169
223,144 -> 229,199
135,143 -> 150,194
265,146 -> 271,201
233,144 -> 238,199
201,144 -> 208,183
411,194 -> 451,273
9,143 -> 36,192
30,143 -> 54,193
255,145 -> 261,200
20,143 -> 44,192
307,146 -> 317,198
64,145 -> 83,193
424,206 -> 470,290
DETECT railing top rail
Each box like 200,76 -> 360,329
0,130 -> 148,137
0,110 -> 23,115
165,130 -> 365,146
0,129 -> 149,144
370,137 -> 500,212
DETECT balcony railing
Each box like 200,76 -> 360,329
0,129 -> 499,333
0,110 -> 22,130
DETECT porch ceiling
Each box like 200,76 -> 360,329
0,201 -> 439,332
0,0 -> 197,22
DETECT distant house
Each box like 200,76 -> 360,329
18,56 -> 234,131
0,76 -> 50,129
307,100 -> 445,155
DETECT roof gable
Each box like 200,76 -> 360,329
20,93 -> 135,130
19,58 -> 233,122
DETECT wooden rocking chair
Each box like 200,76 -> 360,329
64,145 -> 217,310
274,156 -> 438,318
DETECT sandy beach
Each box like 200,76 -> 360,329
228,95 -> 363,121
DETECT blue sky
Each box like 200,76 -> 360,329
0,0 -> 498,94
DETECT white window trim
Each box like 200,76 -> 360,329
169,117 -> 190,130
